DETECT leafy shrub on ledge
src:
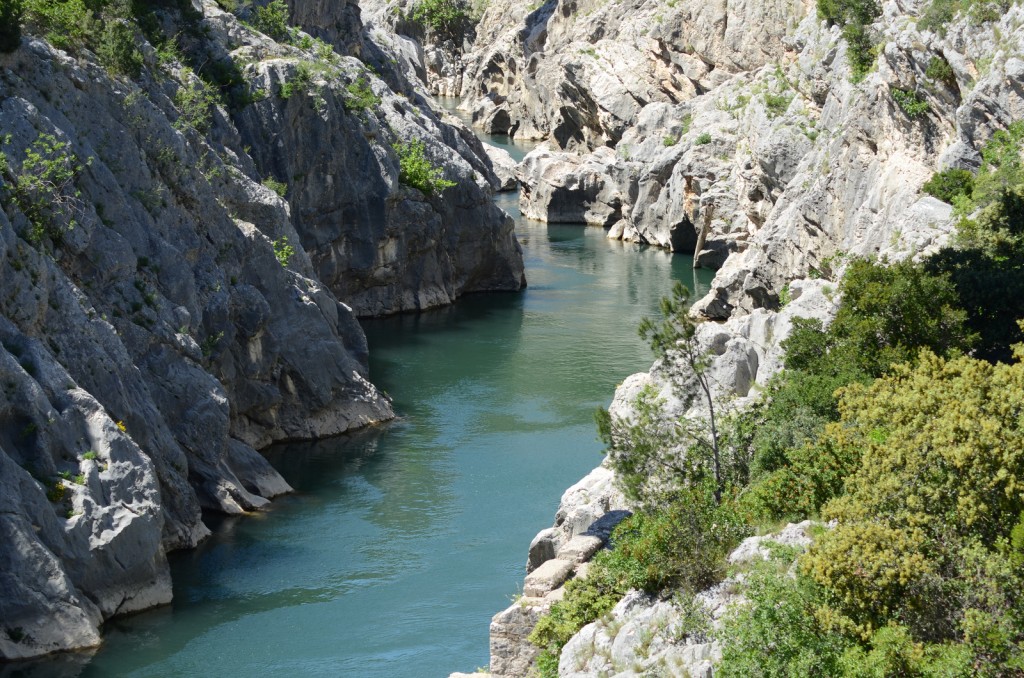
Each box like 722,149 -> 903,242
891,87 -> 930,118
251,0 -> 289,42
817,0 -> 881,81
392,140 -> 456,196
344,76 -> 380,113
922,167 -> 974,204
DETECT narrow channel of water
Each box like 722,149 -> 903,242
16,117 -> 715,678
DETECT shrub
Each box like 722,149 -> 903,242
925,55 -> 956,87
529,486 -> 748,675
662,135 -> 677,146
891,88 -> 930,118
410,0 -> 471,39
97,18 -> 143,77
173,75 -> 218,133
0,0 -> 23,52
392,139 -> 456,196
602,485 -> 750,594
251,0 -> 289,42
344,76 -> 380,113
718,563 -> 850,677
11,133 -> 89,246
22,0 -> 95,51
262,177 -> 287,197
272,236 -> 294,267
695,132 -> 712,145
799,350 -> 1024,655
817,0 -> 881,81
921,167 -> 974,203
764,92 -> 793,118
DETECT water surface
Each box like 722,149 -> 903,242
19,129 -> 715,678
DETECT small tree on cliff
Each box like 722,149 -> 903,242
597,282 -> 731,505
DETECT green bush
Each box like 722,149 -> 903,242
0,0 -> 23,52
22,0 -> 95,51
262,177 -> 287,197
891,88 -> 930,118
925,55 -> 956,87
800,350 -> 1024,652
921,167 -> 974,203
173,74 -> 218,133
817,0 -> 881,81
530,486 -> 748,675
410,0 -> 471,39
10,133 -> 89,246
695,132 -> 712,145
97,18 -> 142,77
392,139 -> 456,196
272,235 -> 294,267
602,486 -> 750,594
344,76 -> 380,113
251,0 -> 289,42
764,92 -> 793,118
718,563 -> 850,677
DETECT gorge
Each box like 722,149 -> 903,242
3,0 -> 1024,675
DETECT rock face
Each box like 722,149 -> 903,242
0,0 -> 524,660
459,0 -> 810,148
495,2 -> 1024,320
444,0 -> 1024,675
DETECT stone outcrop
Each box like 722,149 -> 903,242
458,0 -> 811,149
503,3 -> 1024,320
0,0 -> 524,660
559,522 -> 821,677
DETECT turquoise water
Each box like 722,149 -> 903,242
13,135 -> 714,678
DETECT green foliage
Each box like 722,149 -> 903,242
262,177 -> 287,197
921,167 -> 974,203
272,236 -> 295,267
22,0 -> 95,51
801,351 -> 1024,659
530,487 -> 747,673
817,0 -> 881,81
718,563 -> 850,677
918,0 -> 1008,34
9,133 -> 89,247
173,74 -> 217,133
81,450 -> 97,461
604,486 -> 750,593
0,0 -> 23,52
925,55 -> 956,87
784,258 -> 975,380
695,132 -> 712,145
764,92 -> 793,119
46,480 -> 67,503
97,18 -> 142,76
410,0 -> 471,39
924,121 -> 1024,363
344,76 -> 380,113
662,135 -> 677,147
251,0 -> 289,42
392,139 -> 456,196
891,88 -> 930,118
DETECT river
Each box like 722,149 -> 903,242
16,110 -> 714,678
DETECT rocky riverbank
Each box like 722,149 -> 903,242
0,0 -> 523,660
424,0 -> 1024,674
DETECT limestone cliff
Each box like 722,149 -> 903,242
0,0 -> 523,660
433,0 -> 1024,675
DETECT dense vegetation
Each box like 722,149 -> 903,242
531,123 -> 1024,676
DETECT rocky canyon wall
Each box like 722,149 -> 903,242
0,0 -> 523,660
